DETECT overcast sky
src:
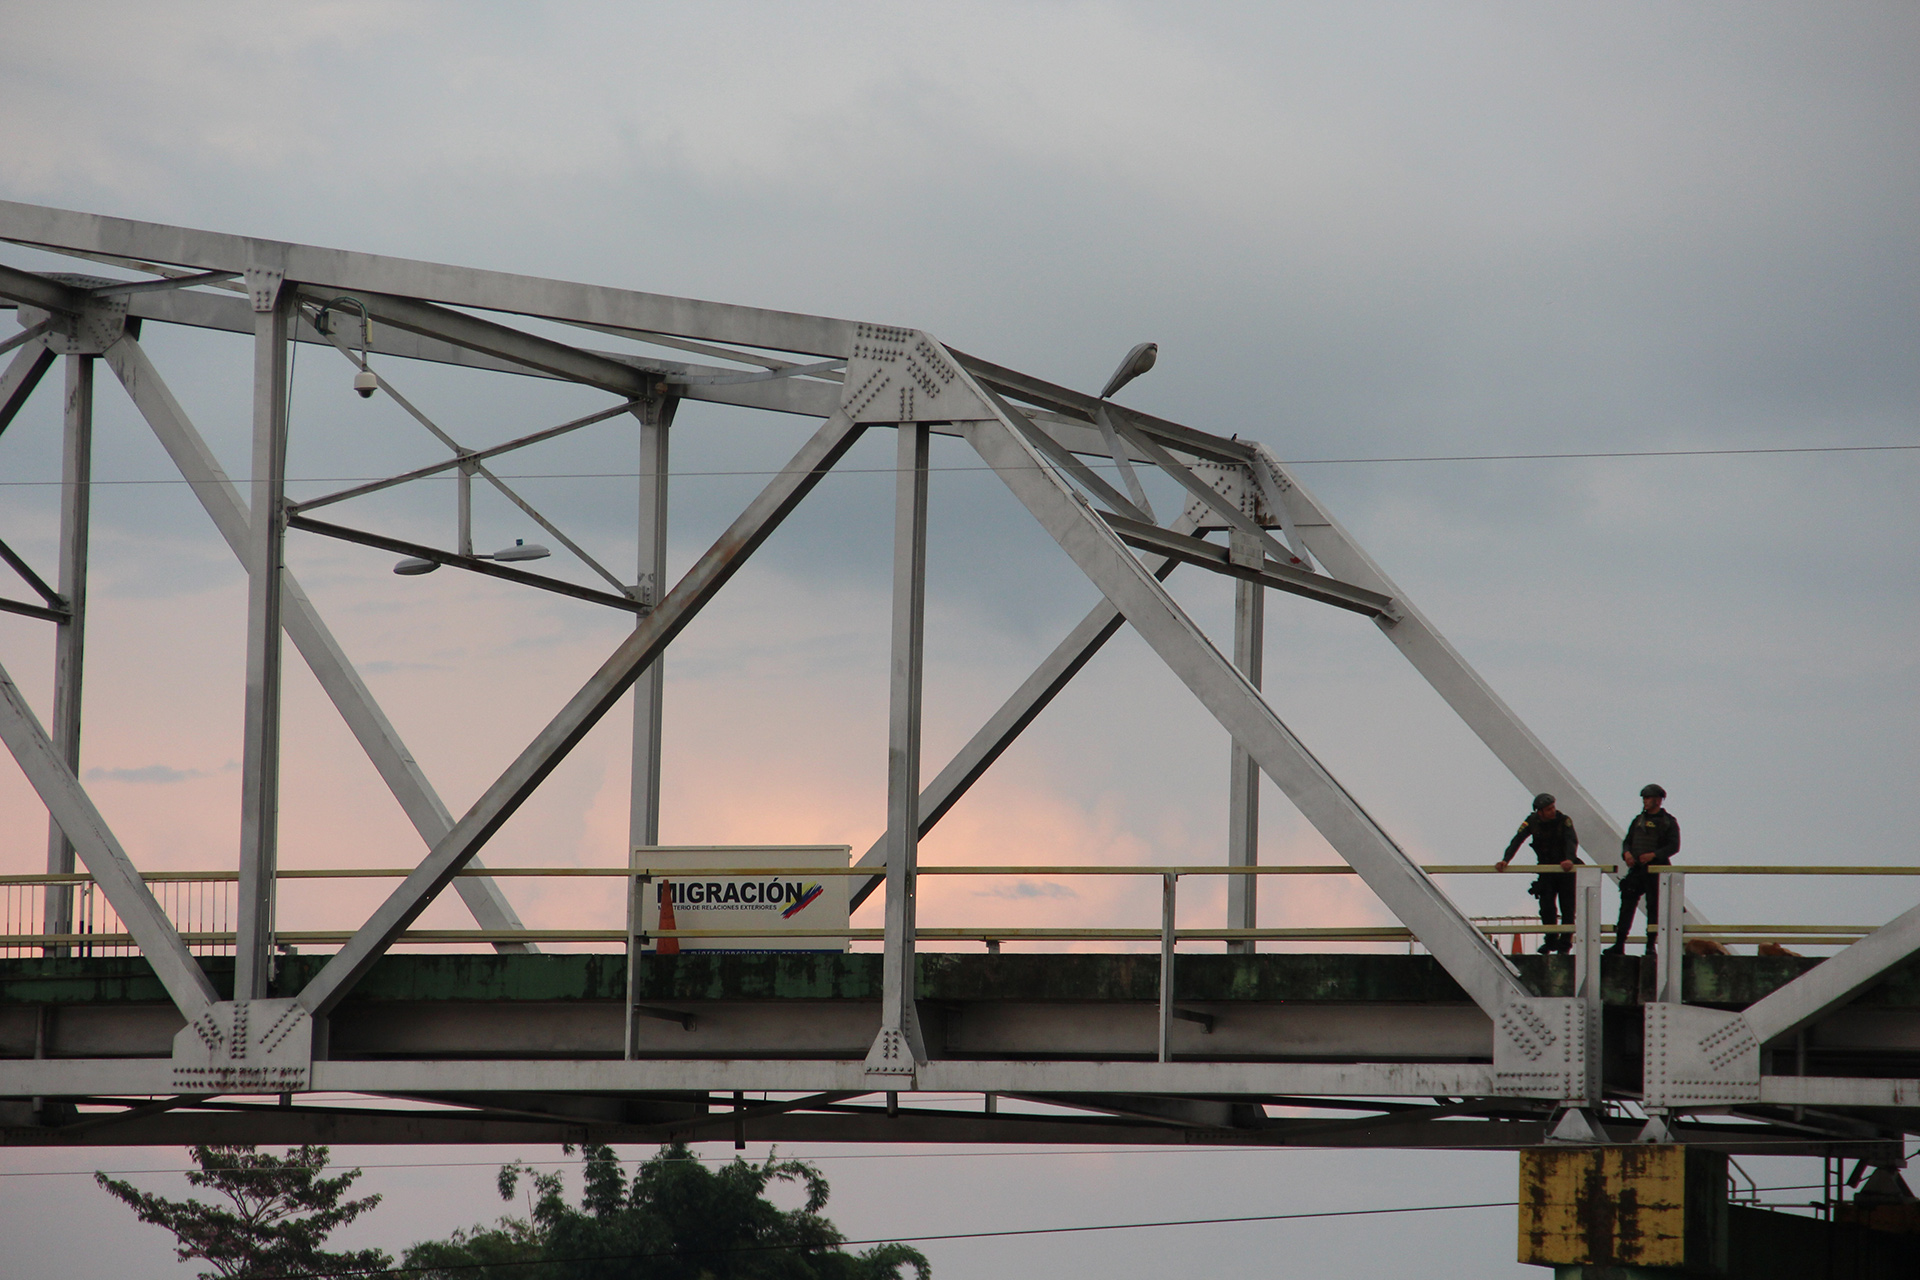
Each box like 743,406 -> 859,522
2,3 -> 1917,1276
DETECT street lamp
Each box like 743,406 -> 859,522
1099,341 -> 1158,400
393,540 -> 551,576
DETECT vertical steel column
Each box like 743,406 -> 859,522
626,394 -> 675,1060
42,355 -> 92,950
1226,531 -> 1264,953
234,270 -> 292,1003
1159,872 -> 1178,1062
1574,865 -> 1604,1104
629,395 -> 677,850
1656,871 -> 1685,1004
624,860 -> 650,1061
456,460 -> 474,556
867,423 -> 931,1075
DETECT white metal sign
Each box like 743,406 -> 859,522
630,845 -> 850,953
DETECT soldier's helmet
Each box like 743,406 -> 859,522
1532,792 -> 1555,811
1639,784 -> 1667,799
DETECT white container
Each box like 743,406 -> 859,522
629,845 -> 851,953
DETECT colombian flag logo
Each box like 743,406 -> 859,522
781,883 -> 824,918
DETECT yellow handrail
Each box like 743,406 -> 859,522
5,862 -> 1915,888
2,862 -> 1903,956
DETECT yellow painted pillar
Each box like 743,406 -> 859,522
1518,1145 -> 1727,1274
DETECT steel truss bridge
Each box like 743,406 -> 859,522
0,202 -> 1916,1163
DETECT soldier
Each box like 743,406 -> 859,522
1497,793 -> 1581,954
1606,784 -> 1680,956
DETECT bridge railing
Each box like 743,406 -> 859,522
1,863 -> 1909,958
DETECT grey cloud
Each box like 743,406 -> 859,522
84,761 -> 233,785
357,659 -> 448,676
972,881 -> 1079,901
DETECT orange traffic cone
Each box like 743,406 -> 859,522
656,878 -> 680,955
1511,932 -> 1523,956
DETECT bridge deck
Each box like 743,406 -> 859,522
5,953 -> 1915,1152
6,952 -> 1916,1066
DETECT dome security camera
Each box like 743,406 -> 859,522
353,368 -> 379,398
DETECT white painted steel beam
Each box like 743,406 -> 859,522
1656,871 -> 1686,1003
10,282 -> 1144,453
1099,514 -> 1394,616
1109,413 -> 1296,567
104,339 -> 531,948
628,396 -> 676,848
308,287 -> 652,397
868,424 -> 932,1075
1093,405 -> 1154,518
999,397 -> 1151,523
624,393 -> 675,1053
0,334 -> 55,437
42,356 -> 92,944
1741,900 -> 1920,1046
294,410 -> 867,1018
1759,1076 -> 1920,1109
0,1056 -> 1499,1100
0,317 -> 50,357
0,200 -> 860,357
1574,866 -> 1604,1102
131,281 -> 846,418
0,262 -> 76,314
960,384 -> 1529,1018
1227,536 -> 1263,950
949,346 -> 1251,466
233,275 -> 291,1002
119,285 -> 634,384
0,659 -> 217,1021
5,262 -> 1234,464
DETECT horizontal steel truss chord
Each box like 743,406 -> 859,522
7,1090 -> 1890,1154
0,198 -> 862,356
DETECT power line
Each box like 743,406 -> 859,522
0,441 -> 1913,489
260,1198 -> 1523,1278
1294,443 -> 1918,464
639,1198 -> 1519,1250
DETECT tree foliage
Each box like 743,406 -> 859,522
401,1142 -> 930,1280
96,1144 -> 391,1279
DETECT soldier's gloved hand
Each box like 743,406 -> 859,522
1495,861 -> 1508,872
